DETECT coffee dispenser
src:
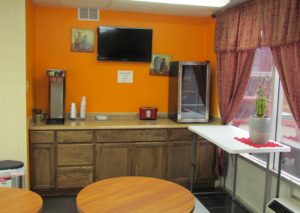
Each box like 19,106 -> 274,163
47,69 -> 66,124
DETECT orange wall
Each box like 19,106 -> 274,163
26,0 -> 34,118
34,6 -> 219,116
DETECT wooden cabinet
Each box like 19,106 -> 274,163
132,142 -> 167,178
30,144 -> 55,189
95,129 -> 167,179
195,139 -> 215,182
56,131 -> 94,189
167,129 -> 193,187
167,141 -> 192,187
29,131 -> 54,190
95,143 -> 132,180
29,127 -> 215,194
167,129 -> 215,188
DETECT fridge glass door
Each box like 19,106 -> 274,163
180,64 -> 207,120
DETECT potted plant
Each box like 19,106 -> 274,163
249,86 -> 271,144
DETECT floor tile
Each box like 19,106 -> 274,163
196,193 -> 232,208
42,196 -> 78,213
196,193 -> 251,213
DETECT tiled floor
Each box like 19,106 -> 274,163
196,193 -> 251,213
42,193 -> 251,213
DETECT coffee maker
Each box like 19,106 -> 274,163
46,69 -> 66,124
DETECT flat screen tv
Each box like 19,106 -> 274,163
97,26 -> 153,62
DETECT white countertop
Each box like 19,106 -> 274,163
188,125 -> 291,154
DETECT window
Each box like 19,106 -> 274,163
232,47 -> 300,181
278,93 -> 300,180
232,48 -> 275,162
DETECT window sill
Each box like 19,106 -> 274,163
239,153 -> 300,187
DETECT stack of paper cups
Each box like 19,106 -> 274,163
70,103 -> 77,120
80,96 -> 86,120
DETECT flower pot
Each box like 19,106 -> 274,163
249,116 -> 271,144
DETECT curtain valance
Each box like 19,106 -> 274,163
260,0 -> 300,47
215,0 -> 300,52
215,1 -> 261,52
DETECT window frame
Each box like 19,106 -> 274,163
233,49 -> 300,186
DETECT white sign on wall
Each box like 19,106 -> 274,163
117,70 -> 133,83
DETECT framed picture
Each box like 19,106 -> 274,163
150,54 -> 172,76
71,28 -> 95,52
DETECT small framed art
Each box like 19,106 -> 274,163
71,28 -> 95,52
150,54 -> 172,76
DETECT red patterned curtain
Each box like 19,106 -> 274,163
271,45 -> 300,128
215,1 -> 261,125
214,2 -> 261,175
259,0 -> 300,129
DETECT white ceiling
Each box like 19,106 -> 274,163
32,0 -> 249,17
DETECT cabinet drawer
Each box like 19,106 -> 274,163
30,131 -> 54,143
57,166 -> 93,188
96,129 -> 167,142
169,129 -> 193,141
57,131 -> 94,143
57,144 -> 93,165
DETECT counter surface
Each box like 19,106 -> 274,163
30,118 -> 216,130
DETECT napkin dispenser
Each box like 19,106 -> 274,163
139,107 -> 157,120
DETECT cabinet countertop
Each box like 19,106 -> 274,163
29,118 -> 217,130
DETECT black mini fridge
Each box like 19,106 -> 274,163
168,61 -> 210,123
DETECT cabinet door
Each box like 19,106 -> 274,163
167,141 -> 192,187
30,144 -> 54,189
95,143 -> 132,180
195,139 -> 215,182
132,142 -> 167,179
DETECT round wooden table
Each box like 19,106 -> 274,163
77,176 -> 195,213
0,187 -> 43,213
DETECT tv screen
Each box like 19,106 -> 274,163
97,26 -> 153,62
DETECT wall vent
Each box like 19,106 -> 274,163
268,200 -> 294,213
266,198 -> 300,213
78,8 -> 99,21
